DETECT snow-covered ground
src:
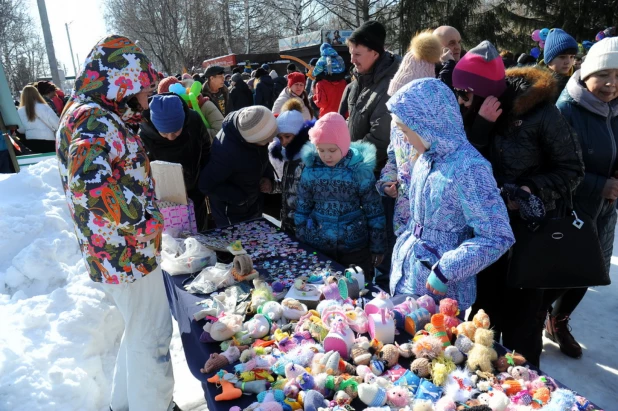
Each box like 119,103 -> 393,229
0,158 -> 616,410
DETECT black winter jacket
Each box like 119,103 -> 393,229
268,122 -> 312,233
339,51 -> 401,174
557,71 -> 618,271
255,76 -> 276,109
229,79 -> 253,112
466,67 -> 584,211
139,94 -> 211,192
199,111 -> 274,226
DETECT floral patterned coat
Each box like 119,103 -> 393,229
56,35 -> 163,284
387,78 -> 515,310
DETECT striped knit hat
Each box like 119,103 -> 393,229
452,40 -> 507,98
237,106 -> 278,144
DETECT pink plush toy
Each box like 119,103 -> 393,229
386,386 -> 409,407
416,295 -> 437,314
439,298 -> 461,338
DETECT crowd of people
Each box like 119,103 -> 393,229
14,19 -> 614,411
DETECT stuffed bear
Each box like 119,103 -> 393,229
466,328 -> 497,373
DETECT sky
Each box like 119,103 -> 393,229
27,0 -> 108,77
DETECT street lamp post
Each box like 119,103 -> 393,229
65,22 -> 78,77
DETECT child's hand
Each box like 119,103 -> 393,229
383,182 -> 398,198
372,254 -> 384,267
259,178 -> 273,193
426,281 -> 446,296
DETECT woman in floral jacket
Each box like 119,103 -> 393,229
56,35 -> 174,411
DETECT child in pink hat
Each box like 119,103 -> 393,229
295,112 -> 387,279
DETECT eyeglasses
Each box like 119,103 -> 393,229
454,88 -> 470,102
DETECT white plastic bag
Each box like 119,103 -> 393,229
161,234 -> 216,275
186,263 -> 235,294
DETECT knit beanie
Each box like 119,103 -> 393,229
237,106 -> 278,144
262,64 -> 270,71
388,31 -> 442,96
581,37 -> 618,80
348,21 -> 387,54
231,73 -> 243,84
277,109 -> 305,135
287,72 -> 306,88
308,112 -> 351,156
158,76 -> 180,94
149,94 -> 185,133
544,29 -> 579,65
452,40 -> 507,98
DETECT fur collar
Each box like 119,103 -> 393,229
505,67 -> 558,116
269,121 -> 314,162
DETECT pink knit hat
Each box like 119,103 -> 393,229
309,112 -> 351,156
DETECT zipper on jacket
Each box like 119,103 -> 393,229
607,109 -> 617,177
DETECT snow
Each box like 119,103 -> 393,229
0,158 -> 616,411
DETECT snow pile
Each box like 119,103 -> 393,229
0,159 -> 124,410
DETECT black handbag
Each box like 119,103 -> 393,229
507,197 -> 609,289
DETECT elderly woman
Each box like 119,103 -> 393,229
550,37 -> 618,359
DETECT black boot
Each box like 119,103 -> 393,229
545,313 -> 582,359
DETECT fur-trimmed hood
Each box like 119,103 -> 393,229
505,67 -> 558,116
269,120 -> 315,162
300,141 -> 377,171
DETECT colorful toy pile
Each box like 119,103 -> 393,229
195,279 -> 602,411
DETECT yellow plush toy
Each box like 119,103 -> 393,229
466,328 -> 497,373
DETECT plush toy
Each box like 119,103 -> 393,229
473,309 -> 490,329
323,311 -> 354,359
259,301 -> 283,322
416,295 -> 437,314
531,386 -> 551,409
393,296 -> 419,328
344,306 -> 369,334
364,291 -> 394,315
413,400 -> 435,411
243,314 -> 273,339
201,345 -> 241,373
350,337 -> 372,365
397,342 -> 415,358
386,385 -> 410,407
455,321 -> 477,341
501,378 -> 523,397
444,368 -> 478,404
494,352 -> 526,372
411,358 -> 432,377
412,335 -> 443,360
358,383 -> 388,407
542,389 -> 576,411
415,378 -> 444,402
435,396 -> 457,411
243,390 -> 284,411
438,298 -> 461,337
204,314 -> 244,342
313,350 -> 341,375
405,307 -> 432,336
207,371 -> 243,401
444,345 -> 465,365
467,328 -> 497,373
281,298 -> 308,321
455,334 -> 474,354
431,355 -> 456,386
378,344 -> 400,368
477,390 -> 510,411
250,279 -> 274,313
427,314 -> 451,348
508,365 -> 531,382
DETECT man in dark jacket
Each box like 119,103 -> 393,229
199,106 -> 278,227
139,93 -> 211,230
229,73 -> 253,111
254,68 -> 276,109
339,20 -> 400,287
434,26 -> 463,88
202,65 -> 230,116
339,20 -> 401,174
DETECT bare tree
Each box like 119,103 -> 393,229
314,0 -> 400,28
0,0 -> 50,94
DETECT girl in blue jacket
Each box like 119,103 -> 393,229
295,112 -> 386,279
388,78 -> 514,311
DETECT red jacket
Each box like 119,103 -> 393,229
313,79 -> 347,118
